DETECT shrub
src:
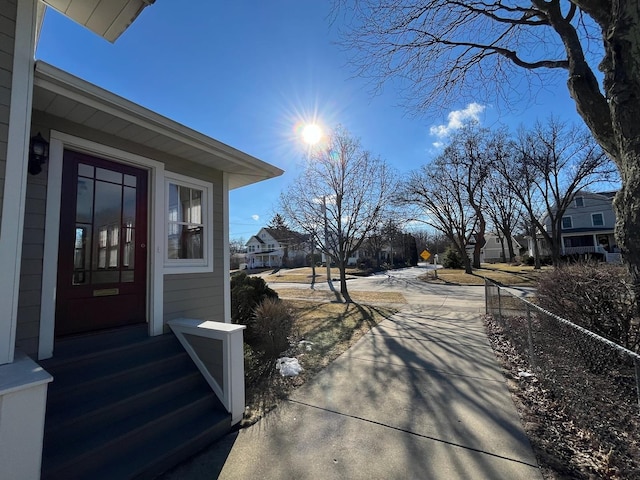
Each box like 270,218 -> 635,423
536,263 -> 639,352
230,273 -> 278,328
249,298 -> 294,358
442,246 -> 464,269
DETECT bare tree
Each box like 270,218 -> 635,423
498,118 -> 616,265
335,0 -> 640,299
484,141 -> 524,263
485,177 -> 524,263
280,127 -> 394,302
396,155 -> 476,274
447,127 -> 495,268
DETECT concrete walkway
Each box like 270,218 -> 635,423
162,286 -> 542,479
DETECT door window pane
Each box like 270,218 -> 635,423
96,167 -> 122,184
76,178 -> 94,224
78,163 -> 94,178
73,225 -> 91,285
93,180 -> 122,275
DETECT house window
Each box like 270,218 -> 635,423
575,197 -> 584,207
495,237 -> 500,244
592,213 -> 604,227
562,216 -> 573,229
165,172 -> 213,272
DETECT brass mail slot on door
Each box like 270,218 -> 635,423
93,288 -> 119,297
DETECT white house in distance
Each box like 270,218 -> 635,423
527,190 -> 621,263
246,227 -> 310,268
0,2 -> 283,479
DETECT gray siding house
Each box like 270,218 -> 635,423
0,2 -> 282,479
527,191 -> 621,263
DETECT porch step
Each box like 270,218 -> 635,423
40,329 -> 231,480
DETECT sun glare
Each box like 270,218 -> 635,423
302,123 -> 323,145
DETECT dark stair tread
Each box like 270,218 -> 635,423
44,374 -> 218,450
41,331 -> 182,375
40,329 -> 234,480
43,388 -> 223,473
42,325 -> 150,367
107,412 -> 231,480
45,346 -> 189,401
45,362 -> 203,431
44,409 -> 231,480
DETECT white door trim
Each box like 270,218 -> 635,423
0,0 -> 37,365
39,131 -> 165,359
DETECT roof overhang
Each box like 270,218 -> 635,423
32,61 -> 284,189
41,0 -> 154,43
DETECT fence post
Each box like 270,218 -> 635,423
526,303 -> 536,369
635,357 -> 640,410
497,285 -> 503,326
484,277 -> 489,315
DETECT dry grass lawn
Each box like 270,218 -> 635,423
421,264 -> 551,286
255,267 -> 358,284
242,299 -> 397,425
274,287 -> 406,305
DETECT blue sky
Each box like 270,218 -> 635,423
37,1 -> 584,240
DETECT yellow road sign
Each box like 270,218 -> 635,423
420,249 -> 431,261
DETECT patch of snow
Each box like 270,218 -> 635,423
518,370 -> 535,378
276,357 -> 303,377
298,340 -> 314,351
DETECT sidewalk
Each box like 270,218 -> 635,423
162,292 -> 542,479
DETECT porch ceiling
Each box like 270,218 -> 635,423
32,62 -> 284,190
42,0 -> 154,43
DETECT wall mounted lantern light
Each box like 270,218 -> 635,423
28,132 -> 49,175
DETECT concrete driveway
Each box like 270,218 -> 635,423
161,267 -> 541,479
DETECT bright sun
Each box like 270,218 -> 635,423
302,123 -> 323,145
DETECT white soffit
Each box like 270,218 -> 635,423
42,0 -> 155,43
32,61 -> 284,189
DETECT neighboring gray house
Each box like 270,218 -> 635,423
0,2 -> 282,479
481,233 -> 523,263
527,191 -> 621,263
246,227 -> 310,268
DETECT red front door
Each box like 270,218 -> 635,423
55,150 -> 148,336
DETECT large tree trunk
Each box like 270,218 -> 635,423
601,1 -> 640,312
614,167 -> 640,308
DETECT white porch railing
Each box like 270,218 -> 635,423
563,245 -> 607,256
563,246 -> 622,264
168,319 -> 246,424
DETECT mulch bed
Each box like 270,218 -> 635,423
484,315 -> 640,480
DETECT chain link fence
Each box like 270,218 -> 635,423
485,278 -> 640,475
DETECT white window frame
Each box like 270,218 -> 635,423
592,212 -> 604,227
164,172 -> 214,273
561,216 -> 573,229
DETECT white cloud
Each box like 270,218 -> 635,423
251,214 -> 260,221
429,102 -> 486,140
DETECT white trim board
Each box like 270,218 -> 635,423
0,0 -> 37,365
39,132 -> 166,359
